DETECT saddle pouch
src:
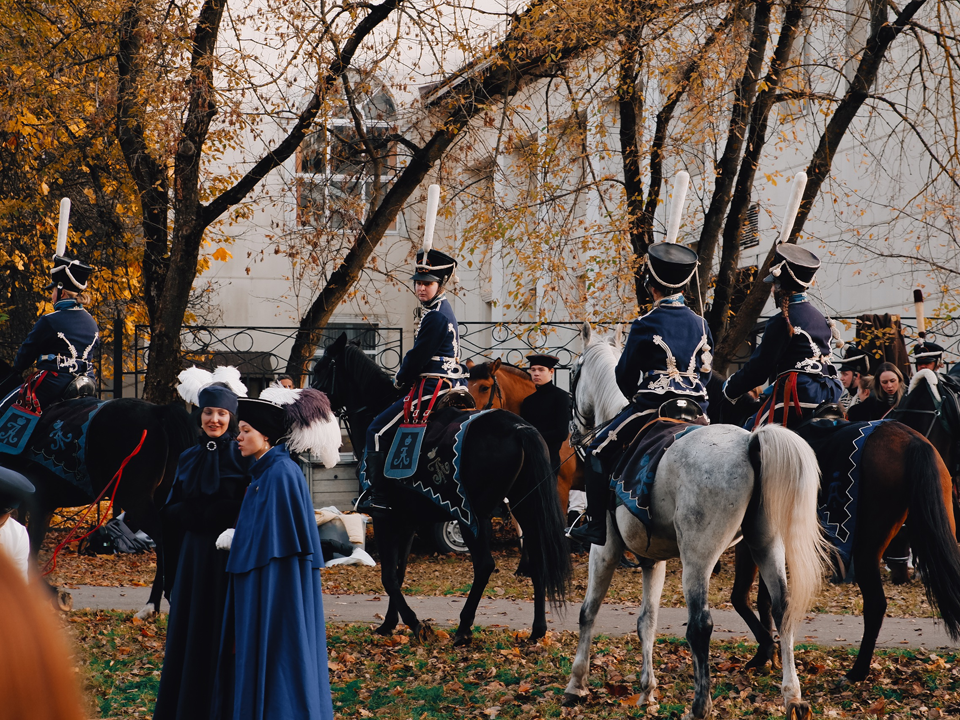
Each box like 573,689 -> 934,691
0,404 -> 40,456
384,423 -> 426,480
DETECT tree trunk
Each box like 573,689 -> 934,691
712,0 -> 929,375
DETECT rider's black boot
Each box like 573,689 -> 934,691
566,457 -> 608,546
356,451 -> 391,511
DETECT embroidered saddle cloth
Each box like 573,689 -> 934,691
796,418 -> 885,578
371,407 -> 494,541
611,418 -> 705,528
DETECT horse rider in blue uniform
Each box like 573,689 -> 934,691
4,254 -> 99,415
723,244 -> 842,428
567,242 -> 713,546
358,249 -> 465,511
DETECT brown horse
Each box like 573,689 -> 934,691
729,418 -> 960,685
465,359 -> 583,514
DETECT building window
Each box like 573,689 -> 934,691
741,202 -> 760,249
297,75 -> 398,231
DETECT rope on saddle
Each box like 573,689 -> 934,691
42,429 -> 148,577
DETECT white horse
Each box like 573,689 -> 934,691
563,323 -> 829,720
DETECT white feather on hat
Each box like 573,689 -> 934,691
177,367 -> 213,406
211,366 -> 248,398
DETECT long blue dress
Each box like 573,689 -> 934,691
213,444 -> 333,720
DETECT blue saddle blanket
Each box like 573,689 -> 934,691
363,408 -> 494,541
611,419 -> 705,528
797,418 -> 885,575
22,398 -> 106,497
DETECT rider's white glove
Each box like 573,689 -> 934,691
216,528 -> 235,551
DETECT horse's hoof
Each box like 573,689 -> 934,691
135,603 -> 157,621
834,675 -> 856,691
786,700 -> 813,720
889,563 -> 913,585
411,623 -> 435,645
57,590 -> 73,612
453,632 -> 473,647
562,692 -> 586,707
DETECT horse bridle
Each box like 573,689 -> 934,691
568,357 -> 601,452
482,373 -> 503,410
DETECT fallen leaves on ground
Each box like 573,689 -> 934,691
64,611 -> 960,719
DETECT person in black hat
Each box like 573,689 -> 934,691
568,242 -> 714,547
5,253 -> 99,413
0,467 -> 35,581
212,387 -> 336,720
835,342 -> 870,410
358,248 -> 465,511
723,244 -> 842,428
154,381 -> 251,720
913,339 -> 946,374
519,354 -> 572,474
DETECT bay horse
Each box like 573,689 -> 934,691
0,360 -> 196,615
718,381 -> 960,685
312,333 -> 572,645
465,358 -> 584,516
564,324 -> 828,720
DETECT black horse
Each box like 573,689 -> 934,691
0,360 -> 196,613
312,333 -> 571,645
893,368 -> 960,540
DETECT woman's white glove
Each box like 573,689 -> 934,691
216,528 -> 235,551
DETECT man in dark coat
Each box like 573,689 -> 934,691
519,354 -> 571,473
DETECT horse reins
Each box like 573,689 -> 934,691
482,373 -> 503,410
42,429 -> 148,576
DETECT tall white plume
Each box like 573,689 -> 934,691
421,184 -> 441,254
777,172 -> 807,245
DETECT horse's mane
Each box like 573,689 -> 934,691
343,342 -> 395,396
580,337 -> 629,424
468,361 -> 531,381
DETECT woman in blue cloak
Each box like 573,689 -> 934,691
154,378 -> 251,720
213,386 -> 340,720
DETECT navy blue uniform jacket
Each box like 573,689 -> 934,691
395,293 -> 463,386
617,299 -> 712,414
14,299 -> 99,377
724,299 -> 840,400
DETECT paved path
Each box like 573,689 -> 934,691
65,586 -> 956,649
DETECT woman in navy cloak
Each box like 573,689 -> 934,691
154,381 -> 250,720
214,387 -> 337,720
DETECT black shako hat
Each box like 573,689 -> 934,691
411,249 -> 457,285
0,466 -> 34,513
45,255 -> 94,293
835,343 -> 869,375
914,340 -> 945,365
645,242 -> 698,289
526,354 -> 559,369
764,244 -> 820,289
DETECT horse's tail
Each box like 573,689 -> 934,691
905,436 -> 960,640
516,424 -> 572,608
752,424 -> 830,634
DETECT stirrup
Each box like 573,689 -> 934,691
566,517 -> 606,546
355,488 -> 391,512
563,511 -> 586,539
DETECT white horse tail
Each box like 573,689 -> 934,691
752,424 -> 830,633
